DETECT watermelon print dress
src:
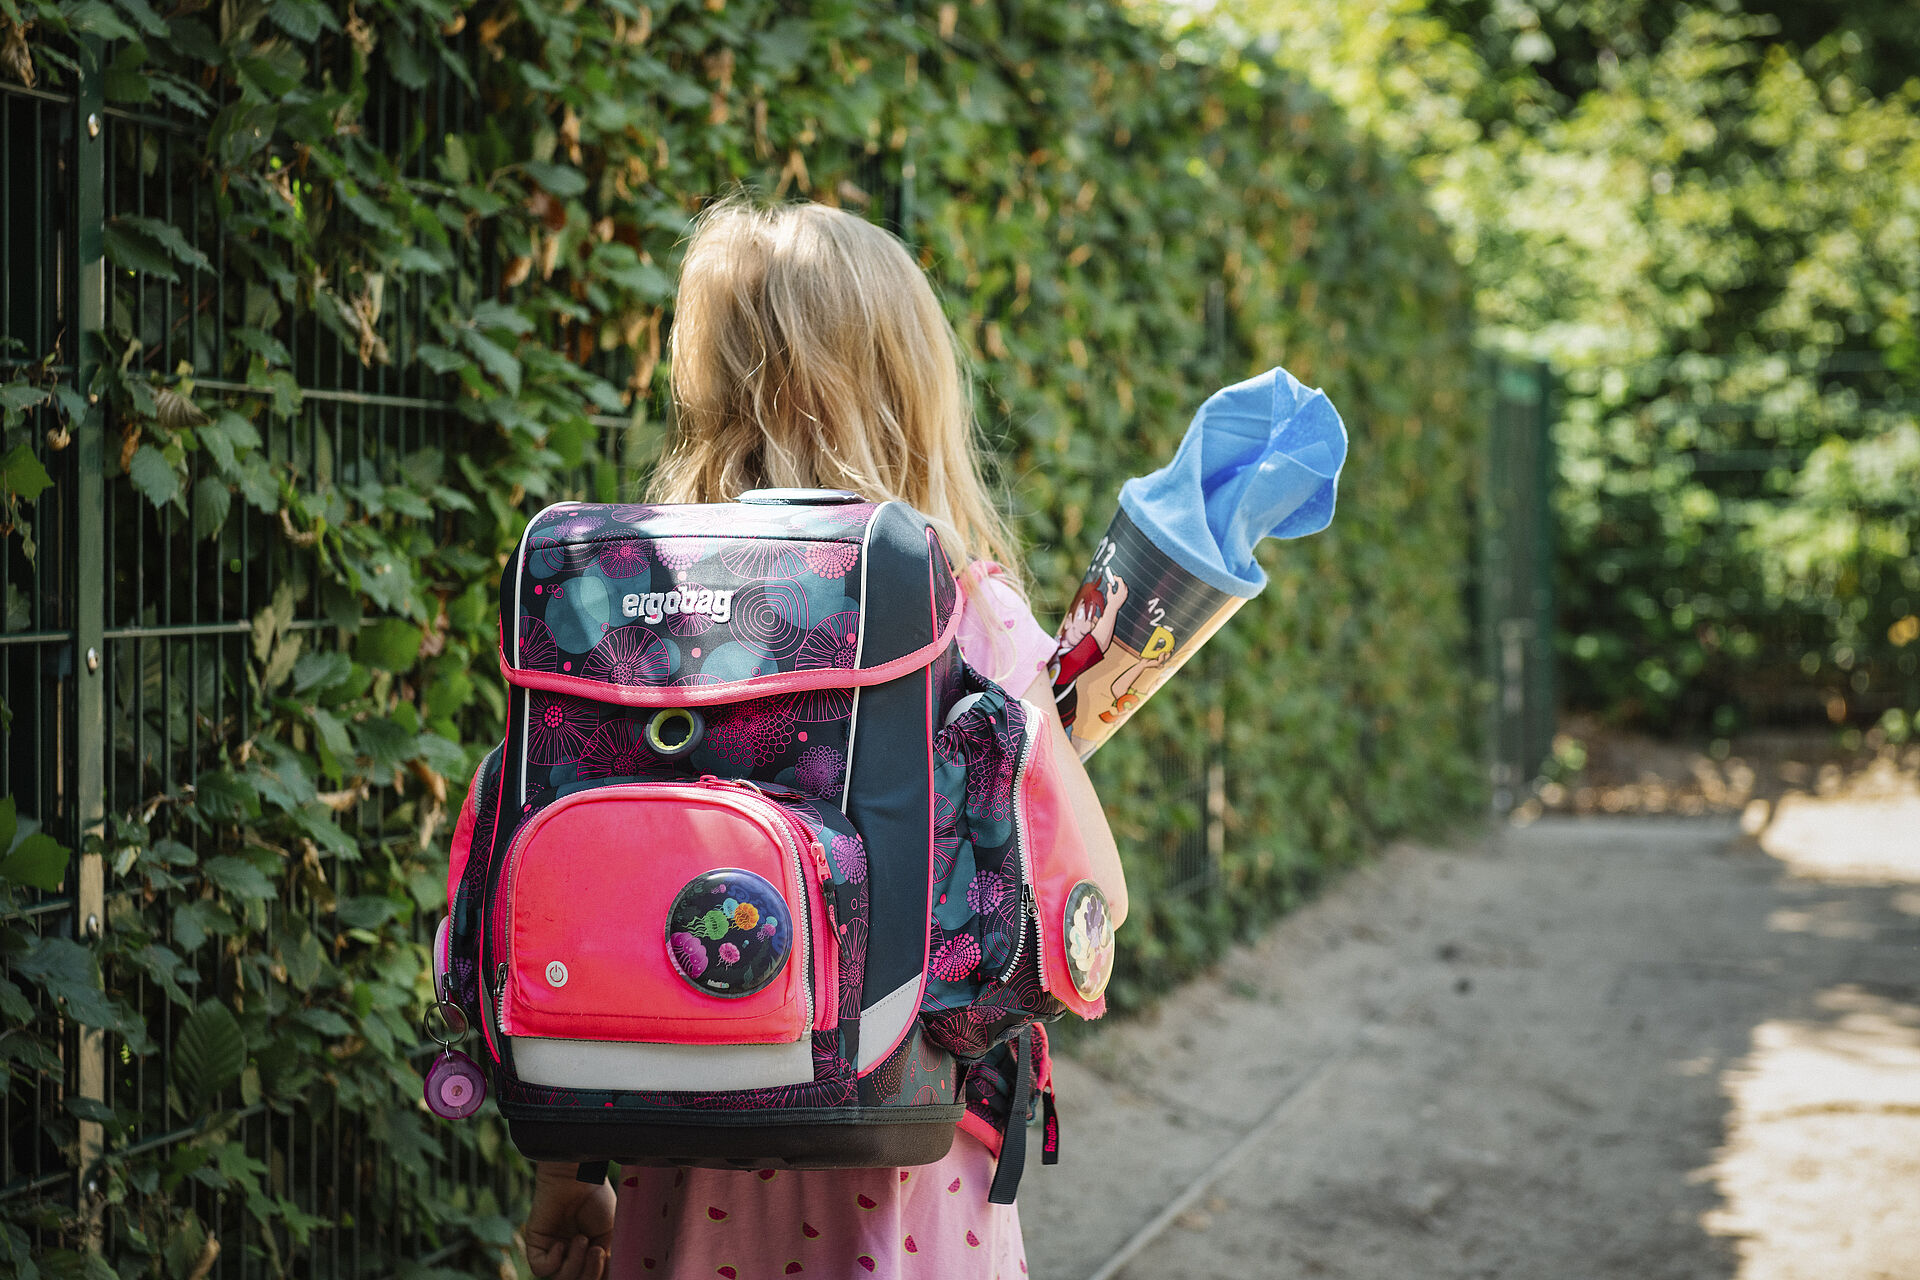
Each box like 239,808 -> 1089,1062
607,564 -> 1056,1280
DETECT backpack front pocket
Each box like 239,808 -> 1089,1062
491,780 -> 832,1054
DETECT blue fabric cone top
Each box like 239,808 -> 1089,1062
1117,366 -> 1348,599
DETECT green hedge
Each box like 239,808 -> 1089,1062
0,1 -> 1478,1273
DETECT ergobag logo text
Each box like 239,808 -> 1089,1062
432,491 -> 1113,1205
621,584 -> 734,624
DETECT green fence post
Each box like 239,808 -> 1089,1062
1529,360 -> 1556,784
69,34 -> 108,1221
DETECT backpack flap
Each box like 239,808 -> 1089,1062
498,500 -> 960,710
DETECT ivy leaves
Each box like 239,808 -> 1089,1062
2,1 -> 1483,1275
172,1001 -> 246,1115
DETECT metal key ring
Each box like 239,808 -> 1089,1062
423,1000 -> 469,1047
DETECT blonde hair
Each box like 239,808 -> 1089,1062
650,197 -> 1023,594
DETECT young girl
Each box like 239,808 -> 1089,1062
518,198 -> 1128,1280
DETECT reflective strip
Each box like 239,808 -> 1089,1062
512,1035 -> 816,1092
856,973 -> 925,1074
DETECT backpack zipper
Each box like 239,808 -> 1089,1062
997,703 -> 1044,985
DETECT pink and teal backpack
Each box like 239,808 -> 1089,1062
430,490 -> 1117,1202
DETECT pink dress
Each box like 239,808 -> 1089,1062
608,563 -> 1056,1280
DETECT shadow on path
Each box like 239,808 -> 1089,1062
1021,797 -> 1920,1280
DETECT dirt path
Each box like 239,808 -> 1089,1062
1021,784 -> 1920,1280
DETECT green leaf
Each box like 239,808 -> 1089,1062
113,0 -> 171,37
202,855 -> 274,901
0,977 -> 32,1028
0,795 -> 16,852
129,942 -> 196,1008
13,937 -> 144,1039
192,476 -> 231,539
149,839 -> 197,866
0,443 -> 54,503
172,900 -> 234,953
173,1000 -> 245,1112
355,617 -> 423,672
65,1 -> 139,40
231,327 -> 291,368
459,330 -> 522,396
292,806 -> 356,860
234,453 -> 278,512
414,732 -> 466,777
307,707 -> 353,768
196,418 -> 238,473
756,18 -> 813,78
292,650 -> 352,695
103,217 -> 211,285
194,770 -> 260,823
353,715 -> 416,773
1,1221 -> 41,1280
334,895 -> 397,929
163,1213 -> 210,1280
280,931 -> 327,989
415,344 -> 468,374
471,300 -> 535,335
0,832 -> 67,890
66,1095 -> 118,1125
0,384 -> 49,414
293,1006 -> 353,1035
268,0 -> 338,41
385,32 -> 431,90
523,161 -> 588,198
128,444 -> 182,509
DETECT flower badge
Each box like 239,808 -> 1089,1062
1062,881 -> 1115,1001
664,869 -> 790,998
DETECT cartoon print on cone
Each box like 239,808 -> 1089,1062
1049,365 -> 1349,758
1047,506 -> 1244,756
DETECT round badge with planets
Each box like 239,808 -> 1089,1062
665,869 -> 792,998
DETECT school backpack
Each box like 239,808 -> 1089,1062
428,490 -> 1118,1202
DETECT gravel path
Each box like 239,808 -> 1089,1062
1020,799 -> 1920,1280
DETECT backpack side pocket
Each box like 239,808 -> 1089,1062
921,669 -> 1061,1058
443,746 -> 504,1019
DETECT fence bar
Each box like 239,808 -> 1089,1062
69,34 -> 110,1226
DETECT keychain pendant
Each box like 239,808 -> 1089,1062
425,1049 -> 487,1119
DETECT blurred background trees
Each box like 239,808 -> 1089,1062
1177,0 -> 1920,740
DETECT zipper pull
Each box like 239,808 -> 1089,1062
1041,1087 -> 1060,1165
808,840 -> 842,931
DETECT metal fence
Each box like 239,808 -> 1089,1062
1476,359 -> 1557,811
0,26 -> 1509,1274
2,38 -> 523,1275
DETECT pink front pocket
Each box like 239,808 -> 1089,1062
499,781 -> 828,1046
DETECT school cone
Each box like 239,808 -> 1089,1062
1049,366 -> 1348,759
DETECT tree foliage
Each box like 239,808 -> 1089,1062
1202,0 -> 1920,734
0,0 -> 1477,1271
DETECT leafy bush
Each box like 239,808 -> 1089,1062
0,0 -> 1477,1272
1225,0 -> 1920,735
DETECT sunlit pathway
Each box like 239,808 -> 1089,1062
1020,784 -> 1920,1280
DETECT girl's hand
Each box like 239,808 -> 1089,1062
524,1162 -> 616,1280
